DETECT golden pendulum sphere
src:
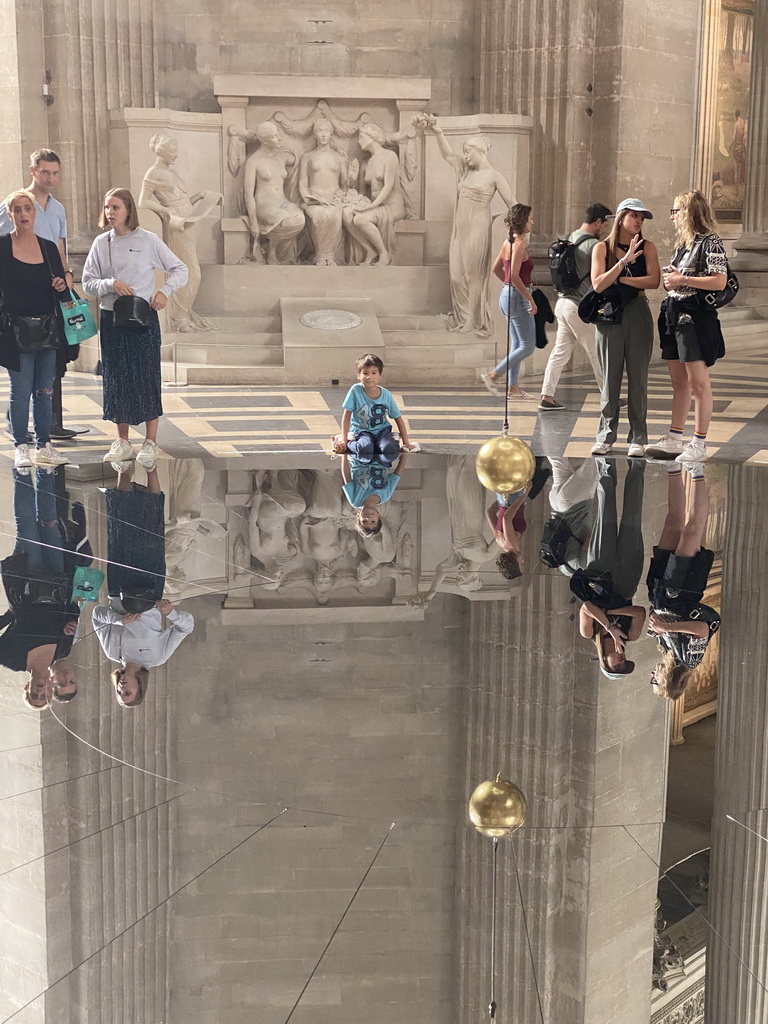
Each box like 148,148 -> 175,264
475,435 -> 535,497
468,773 -> 527,838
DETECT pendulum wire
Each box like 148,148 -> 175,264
489,837 -> 498,1018
509,837 -> 546,1024
283,822 -> 396,1024
503,221 -> 514,435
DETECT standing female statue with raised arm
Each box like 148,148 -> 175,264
342,123 -> 406,266
138,135 -> 222,332
238,122 -> 305,265
423,120 -> 513,336
299,118 -> 350,266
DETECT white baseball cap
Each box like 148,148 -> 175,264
615,197 -> 653,219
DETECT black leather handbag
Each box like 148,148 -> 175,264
578,284 -> 626,325
11,312 -> 59,353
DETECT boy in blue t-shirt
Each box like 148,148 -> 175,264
334,353 -> 416,465
341,451 -> 409,536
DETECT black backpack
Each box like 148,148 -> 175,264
539,515 -> 577,568
548,235 -> 591,293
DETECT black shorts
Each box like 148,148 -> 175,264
649,546 -> 714,605
660,316 -> 704,362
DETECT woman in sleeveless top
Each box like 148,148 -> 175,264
646,190 -> 727,465
590,199 -> 660,457
480,204 -> 537,399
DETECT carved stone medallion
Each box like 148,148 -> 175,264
299,309 -> 363,331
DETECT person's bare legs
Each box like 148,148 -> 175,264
117,423 -> 130,441
145,468 -> 162,494
667,360 -> 692,434
145,418 -> 159,443
685,361 -> 713,437
658,469 -> 686,551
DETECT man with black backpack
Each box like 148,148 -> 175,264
540,203 -> 613,411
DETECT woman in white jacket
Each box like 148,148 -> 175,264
82,188 -> 187,469
92,600 -> 194,707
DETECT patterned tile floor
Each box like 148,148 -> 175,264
3,354 -> 768,464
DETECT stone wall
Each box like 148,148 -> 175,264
157,0 -> 477,116
166,592 -> 469,1022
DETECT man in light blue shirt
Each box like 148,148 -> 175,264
0,149 -> 79,439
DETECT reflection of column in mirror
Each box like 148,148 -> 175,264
707,464 -> 768,1021
458,576 -> 666,1022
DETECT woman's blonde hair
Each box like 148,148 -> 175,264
99,188 -> 140,231
111,666 -> 149,707
650,648 -> 693,701
674,189 -> 719,248
5,188 -> 37,217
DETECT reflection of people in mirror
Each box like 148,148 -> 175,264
92,465 -> 194,707
341,451 -> 408,536
540,458 -> 598,576
486,485 -> 529,580
0,468 -> 83,707
646,464 -> 720,702
570,458 -> 647,678
334,353 -> 415,461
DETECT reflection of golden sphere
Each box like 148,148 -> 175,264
469,774 -> 527,837
475,435 -> 535,496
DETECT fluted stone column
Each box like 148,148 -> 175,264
740,0 -> 768,240
477,0 -> 701,245
706,464 -> 768,1022
42,0 -> 158,249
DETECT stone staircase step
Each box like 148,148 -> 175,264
184,364 -> 288,385
718,306 -> 757,323
721,321 -> 767,338
378,314 -> 448,332
199,315 -> 281,333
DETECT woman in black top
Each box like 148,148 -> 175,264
571,458 -> 647,677
0,189 -> 72,470
646,465 -> 720,701
590,199 -> 661,458
647,190 -> 727,465
0,467 -> 81,707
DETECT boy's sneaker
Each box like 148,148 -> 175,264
645,434 -> 684,459
34,443 -> 69,466
136,440 -> 158,470
676,440 -> 707,463
591,442 -> 613,456
14,444 -> 33,469
682,461 -> 706,477
103,439 -> 134,463
627,443 -> 646,457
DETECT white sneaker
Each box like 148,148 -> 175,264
480,373 -> 502,395
676,440 -> 707,463
103,439 -> 135,463
110,459 -> 135,473
591,442 -> 613,456
14,444 -> 33,468
136,440 -> 158,470
627,443 -> 646,457
682,461 -> 706,477
34,442 -> 69,466
644,434 -> 684,459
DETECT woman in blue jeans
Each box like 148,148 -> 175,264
0,190 -> 72,470
481,204 -> 537,399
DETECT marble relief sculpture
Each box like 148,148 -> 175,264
228,101 -> 417,266
298,118 -> 352,265
342,122 -> 407,266
417,115 -> 513,336
240,122 -> 306,265
138,135 -> 223,332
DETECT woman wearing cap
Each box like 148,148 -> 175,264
590,199 -> 660,457
646,190 -> 727,464
82,188 -> 187,469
